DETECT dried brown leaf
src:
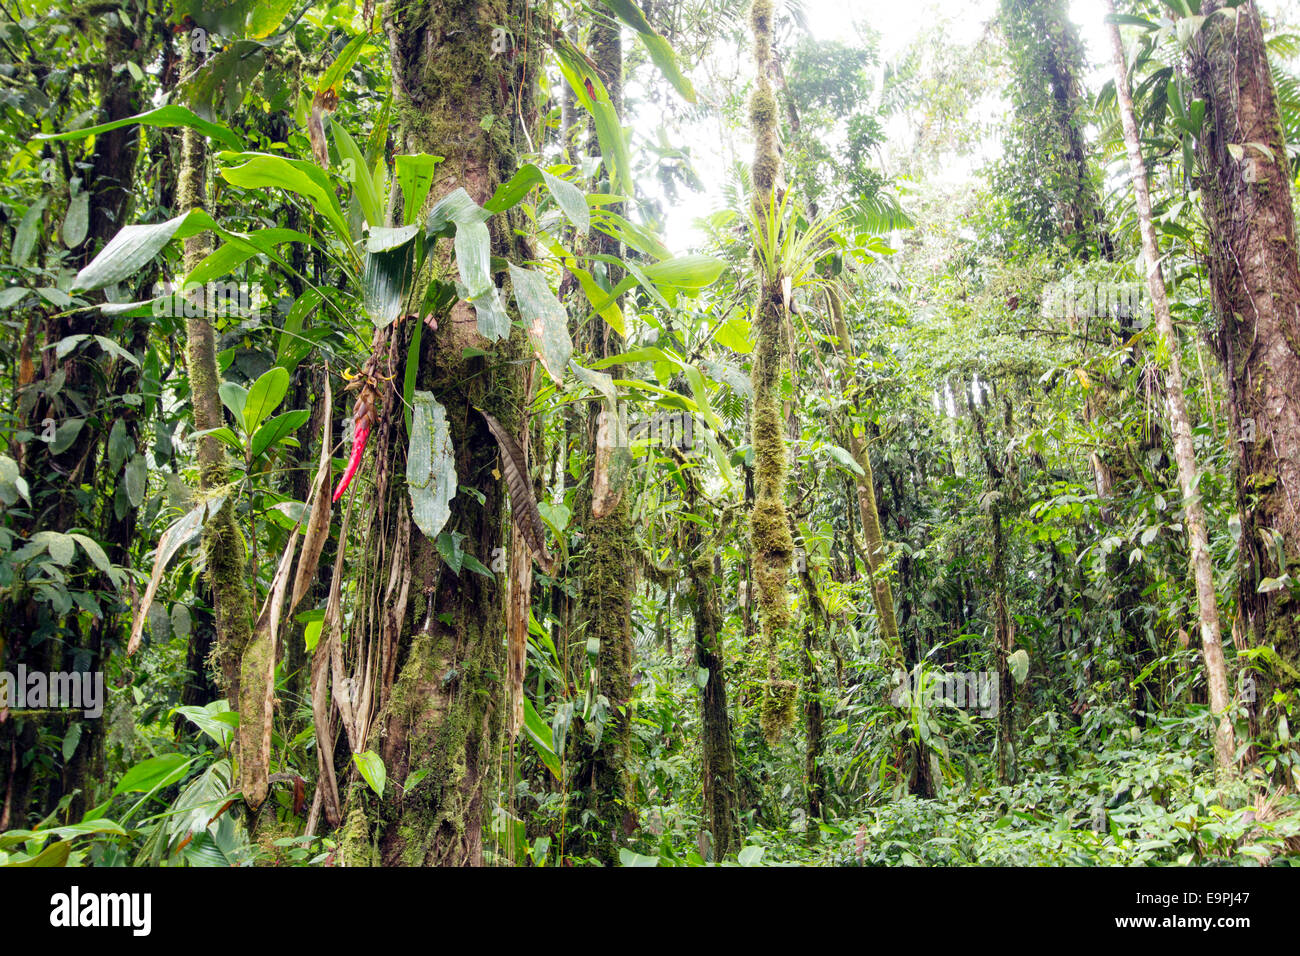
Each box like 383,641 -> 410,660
478,409 -> 555,574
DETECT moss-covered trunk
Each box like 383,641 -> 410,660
1188,0 -> 1300,745
685,471 -> 739,859
748,0 -> 796,744
339,0 -> 533,867
568,14 -> 637,864
998,0 -> 1107,254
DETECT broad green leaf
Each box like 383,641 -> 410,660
569,263 -> 625,336
334,123 -> 382,228
70,533 -> 115,581
569,360 -> 618,408
636,31 -> 697,103
219,381 -> 248,424
114,753 -> 192,795
425,187 -> 489,236
403,312 -> 423,435
595,0 -> 695,101
184,227 -> 311,287
592,100 -> 631,196
703,428 -> 735,488
193,426 -> 243,453
618,848 -> 660,867
242,366 -> 290,433
713,315 -> 754,354
737,844 -> 765,866
219,153 -> 351,248
246,0 -> 295,37
124,454 -> 146,507
425,188 -> 510,339
72,211 -> 195,292
642,254 -> 725,289
50,418 -> 84,455
522,696 -> 562,780
316,33 -> 368,95
62,723 -> 80,770
175,703 -> 236,748
61,189 -> 89,248
94,335 -> 140,366
485,163 -> 590,233
2,841 -> 70,867
362,232 -> 419,327
34,104 -> 244,151
13,198 -> 47,268
457,220 -> 510,340
33,531 -> 75,566
825,444 -> 865,477
276,288 -> 323,371
250,409 -> 309,459
1009,649 -> 1030,685
352,750 -> 387,798
509,264 -> 572,384
395,154 -> 443,226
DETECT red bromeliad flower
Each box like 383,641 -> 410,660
333,383 -> 378,503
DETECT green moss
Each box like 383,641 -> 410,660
340,807 -> 375,867
750,0 -> 774,41
749,87 -> 777,131
759,678 -> 797,744
204,503 -> 254,696
752,395 -> 786,491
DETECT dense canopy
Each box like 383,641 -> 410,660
0,0 -> 1298,872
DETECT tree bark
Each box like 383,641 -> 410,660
345,0 -> 534,866
565,12 -> 638,864
1106,2 -> 1234,770
1187,0 -> 1300,741
175,39 -> 256,767
828,288 -> 902,664
748,0 -> 797,745
685,471 -> 740,859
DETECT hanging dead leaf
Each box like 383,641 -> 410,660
127,495 -> 224,656
308,88 -> 338,169
241,528 -> 298,810
477,408 -> 555,574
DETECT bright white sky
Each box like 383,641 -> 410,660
656,0 -> 1299,252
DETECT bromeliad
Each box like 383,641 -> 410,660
333,380 -> 379,503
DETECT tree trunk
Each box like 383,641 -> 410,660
828,288 -> 902,664
174,39 -> 257,782
748,0 -> 797,745
999,0 -> 1108,254
345,0 -> 534,866
1106,2 -> 1234,770
563,13 -> 638,864
1187,0 -> 1300,742
685,471 -> 740,859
